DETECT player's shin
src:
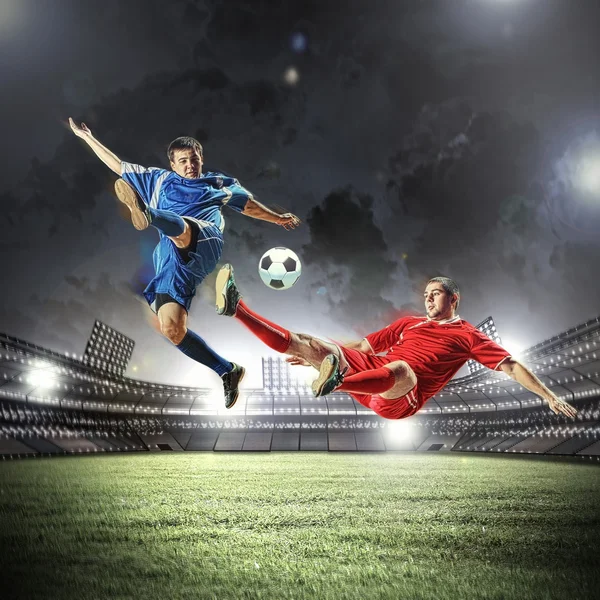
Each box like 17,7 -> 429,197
234,301 -> 291,354
176,329 -> 232,376
148,208 -> 186,237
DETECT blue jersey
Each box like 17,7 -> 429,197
120,162 -> 252,311
121,162 -> 251,231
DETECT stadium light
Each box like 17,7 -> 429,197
26,369 -> 57,389
554,133 -> 600,200
283,66 -> 299,86
576,153 -> 600,195
83,320 -> 134,376
385,419 -> 416,440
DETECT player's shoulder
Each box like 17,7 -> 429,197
204,168 -> 238,181
200,169 -> 240,190
122,162 -> 170,176
156,168 -> 177,187
460,320 -> 478,333
389,314 -> 423,329
460,320 -> 489,342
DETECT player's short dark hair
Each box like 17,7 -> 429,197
167,137 -> 203,162
428,276 -> 460,309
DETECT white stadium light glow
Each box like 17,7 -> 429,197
283,67 -> 300,86
554,133 -> 600,200
27,369 -> 57,389
0,1 -> 26,36
577,153 -> 600,195
386,419 -> 416,440
500,338 -> 525,359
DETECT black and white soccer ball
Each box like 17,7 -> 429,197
258,247 -> 302,290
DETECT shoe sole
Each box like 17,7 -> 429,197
215,264 -> 233,315
226,366 -> 245,409
311,354 -> 338,397
114,179 -> 149,231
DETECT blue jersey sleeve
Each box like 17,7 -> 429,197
221,176 -> 252,213
121,162 -> 170,204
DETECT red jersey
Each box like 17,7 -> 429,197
365,316 -> 511,402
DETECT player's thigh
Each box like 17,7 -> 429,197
339,346 -> 388,376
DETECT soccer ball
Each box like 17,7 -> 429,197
258,247 -> 302,290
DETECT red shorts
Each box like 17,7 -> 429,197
339,345 -> 424,420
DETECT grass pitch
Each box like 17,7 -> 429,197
0,453 -> 598,600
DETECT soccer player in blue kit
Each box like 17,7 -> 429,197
69,118 -> 300,408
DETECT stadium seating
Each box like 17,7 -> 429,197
1,322 -> 599,458
2,398 -> 599,458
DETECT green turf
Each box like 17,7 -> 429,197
0,453 -> 598,600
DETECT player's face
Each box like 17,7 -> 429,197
170,149 -> 203,179
423,283 -> 455,320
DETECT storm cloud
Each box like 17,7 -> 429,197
1,0 -> 599,384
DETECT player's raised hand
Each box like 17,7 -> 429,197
547,394 -> 578,418
69,118 -> 93,139
286,355 -> 312,367
277,213 -> 301,230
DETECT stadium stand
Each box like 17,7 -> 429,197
0,315 -> 599,458
271,431 -> 300,451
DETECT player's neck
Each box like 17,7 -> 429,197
428,313 -> 460,324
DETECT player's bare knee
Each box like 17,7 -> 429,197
169,222 -> 192,249
380,361 -> 417,399
387,360 -> 407,376
160,321 -> 186,345
386,361 -> 416,385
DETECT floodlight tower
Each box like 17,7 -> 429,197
467,316 -> 503,375
83,320 -> 135,377
262,356 -> 308,393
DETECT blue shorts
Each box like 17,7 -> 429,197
143,218 -> 224,312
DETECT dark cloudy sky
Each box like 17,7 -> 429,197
1,0 -> 599,389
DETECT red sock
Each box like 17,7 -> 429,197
235,300 -> 291,353
349,393 -> 373,409
337,367 -> 395,395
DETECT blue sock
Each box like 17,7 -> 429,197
148,207 -> 186,237
176,330 -> 233,376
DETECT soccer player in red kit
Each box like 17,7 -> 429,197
215,265 -> 577,419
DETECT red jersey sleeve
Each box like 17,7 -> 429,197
365,317 -> 412,354
469,328 -> 512,370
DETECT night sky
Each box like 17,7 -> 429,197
1,0 -> 599,389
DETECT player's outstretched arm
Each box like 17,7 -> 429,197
499,359 -> 578,417
241,198 -> 300,230
68,118 -> 122,175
